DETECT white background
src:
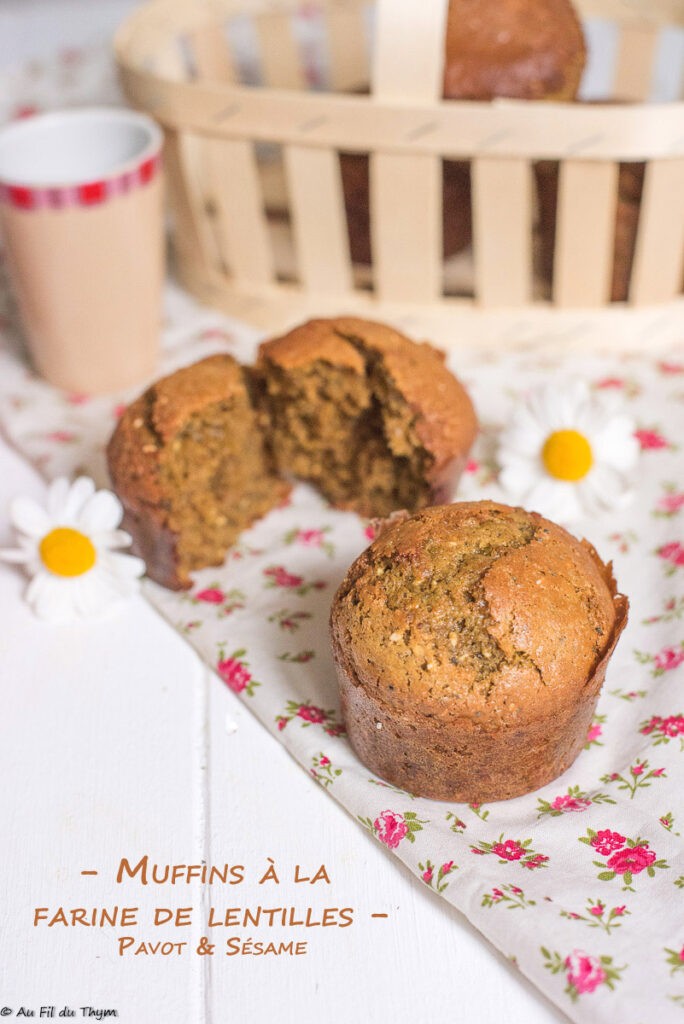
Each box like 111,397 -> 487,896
1,3 -> 567,1022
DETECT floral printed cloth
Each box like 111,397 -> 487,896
1,45 -> 684,1024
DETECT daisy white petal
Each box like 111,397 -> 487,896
46,477 -> 72,518
61,476 -> 96,523
0,546 -> 33,563
77,489 -> 123,533
104,551 -> 146,580
10,496 -> 51,538
92,529 -> 133,550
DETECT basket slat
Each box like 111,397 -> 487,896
203,138 -> 275,285
472,158 -> 532,307
554,160 -> 619,307
372,0 -> 448,100
326,4 -> 369,92
369,0 -> 446,302
630,157 -> 684,304
613,22 -> 659,101
370,153 -> 442,302
190,24 -> 237,82
255,11 -> 307,90
284,145 -> 353,294
164,131 -> 214,274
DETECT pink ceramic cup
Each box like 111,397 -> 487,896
0,107 -> 164,394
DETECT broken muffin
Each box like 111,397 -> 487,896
107,355 -> 289,590
255,317 -> 478,518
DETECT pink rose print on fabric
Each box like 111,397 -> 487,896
654,484 -> 684,518
640,713 -> 684,747
553,795 -> 591,812
298,704 -> 326,723
215,647 -> 260,697
635,427 -> 672,451
187,584 -> 245,617
561,898 -> 630,934
585,716 -> 606,749
634,642 -> 684,677
482,884 -> 535,909
565,951 -> 607,994
471,834 -> 548,869
665,946 -> 684,975
359,810 -> 427,848
590,830 -> 626,856
493,840 -> 526,861
600,759 -> 668,798
606,846 -> 656,875
275,701 -> 344,735
542,947 -> 625,1002
657,541 -> 684,574
263,565 -> 326,595
268,609 -> 312,632
655,647 -> 684,672
418,858 -> 458,893
375,811 -> 408,848
580,829 -> 668,890
537,786 -> 614,818
309,752 -> 342,788
283,525 -> 335,558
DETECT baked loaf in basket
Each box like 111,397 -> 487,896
331,501 -> 628,803
342,0 -> 586,265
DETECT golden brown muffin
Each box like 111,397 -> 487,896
256,317 -> 478,519
331,501 -> 628,803
443,0 -> 586,101
107,355 -> 290,590
341,0 -> 586,266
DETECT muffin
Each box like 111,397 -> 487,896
341,0 -> 586,266
107,355 -> 289,590
331,501 -> 628,803
255,317 -> 478,519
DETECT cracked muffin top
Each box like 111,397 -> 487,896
331,501 -> 625,726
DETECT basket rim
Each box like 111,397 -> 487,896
116,57 -> 684,162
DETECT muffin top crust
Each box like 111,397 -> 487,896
331,501 -> 627,727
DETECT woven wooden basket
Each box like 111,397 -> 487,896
115,0 -> 684,327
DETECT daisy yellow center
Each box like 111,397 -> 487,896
39,527 -> 96,577
541,429 -> 593,482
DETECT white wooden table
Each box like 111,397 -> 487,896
0,4 -> 570,1021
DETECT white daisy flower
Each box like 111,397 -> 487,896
0,476 -> 145,622
497,380 -> 639,523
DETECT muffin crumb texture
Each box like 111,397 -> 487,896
257,317 -> 477,519
331,502 -> 628,803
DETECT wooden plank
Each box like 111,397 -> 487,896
118,67 -> 684,161
372,0 -> 448,99
613,22 -> 659,101
326,3 -> 369,92
370,0 -> 447,301
554,160 -> 619,307
630,157 -> 684,304
164,129 -> 213,274
471,157 -> 532,307
255,11 -> 307,89
190,23 -> 237,82
284,144 -> 353,293
203,137 -> 275,285
370,152 -> 442,302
